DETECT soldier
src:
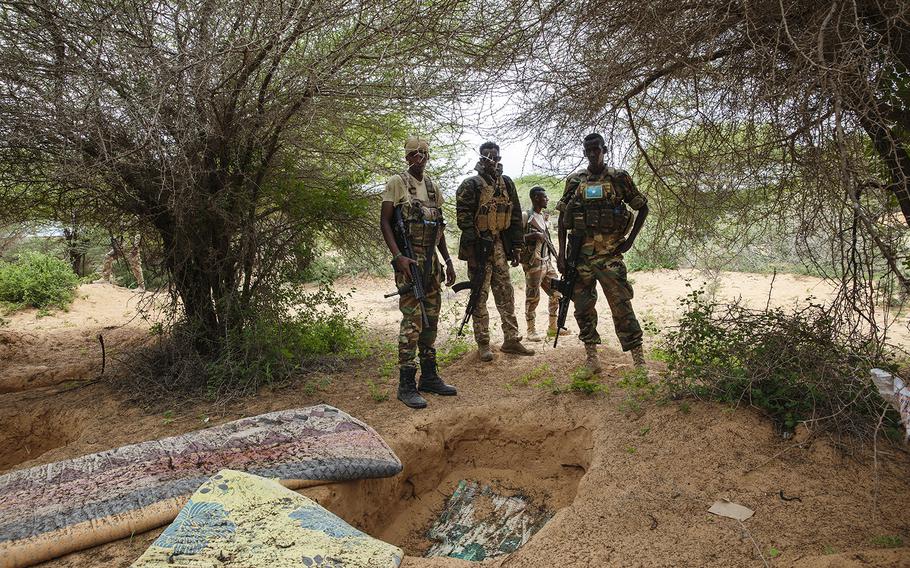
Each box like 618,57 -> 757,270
380,136 -> 458,409
456,142 -> 535,361
521,186 -> 571,342
556,133 -> 648,373
95,234 -> 145,290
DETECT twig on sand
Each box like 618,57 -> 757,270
765,268 -> 777,311
738,520 -> 770,568
98,333 -> 106,377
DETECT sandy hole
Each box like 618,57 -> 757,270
0,409 -> 85,471
304,408 -> 593,557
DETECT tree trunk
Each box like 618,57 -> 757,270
860,119 -> 910,228
154,209 -> 235,358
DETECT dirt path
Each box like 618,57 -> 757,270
1,272 -> 908,567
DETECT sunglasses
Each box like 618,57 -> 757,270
480,154 -> 501,163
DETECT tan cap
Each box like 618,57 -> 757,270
404,136 -> 429,153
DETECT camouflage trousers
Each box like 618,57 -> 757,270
469,238 -> 519,345
100,237 -> 144,289
522,256 -> 560,324
572,252 -> 642,351
397,256 -> 441,370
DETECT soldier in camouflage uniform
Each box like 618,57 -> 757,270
556,133 -> 649,373
521,186 -> 571,342
456,142 -> 535,361
380,136 -> 457,409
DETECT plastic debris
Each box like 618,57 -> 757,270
708,499 -> 754,521
426,480 -> 552,561
871,368 -> 910,440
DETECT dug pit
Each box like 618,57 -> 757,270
0,407 -> 85,472
304,406 -> 592,559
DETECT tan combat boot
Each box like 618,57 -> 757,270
477,342 -> 494,362
584,343 -> 602,374
631,345 -> 646,368
547,316 -> 573,337
501,338 -> 536,355
526,319 -> 543,342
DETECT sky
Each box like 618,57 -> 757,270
447,93 -> 562,180
447,94 -> 591,182
455,130 -> 544,178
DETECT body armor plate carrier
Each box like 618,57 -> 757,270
570,176 -> 632,238
475,176 -> 512,234
399,172 -> 444,252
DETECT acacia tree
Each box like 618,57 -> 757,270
512,0 -> 909,301
0,0 -> 515,357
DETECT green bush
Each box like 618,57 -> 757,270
296,251 -> 392,283
127,283 -> 366,400
0,252 -> 79,309
568,367 -> 607,395
659,288 -> 899,438
203,284 -> 364,395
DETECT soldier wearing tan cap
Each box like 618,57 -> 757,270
380,136 -> 457,409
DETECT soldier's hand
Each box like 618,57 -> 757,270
444,262 -> 456,286
394,255 -> 417,278
557,252 -> 566,274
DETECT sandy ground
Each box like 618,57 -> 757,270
341,268 -> 910,350
1,273 -> 909,567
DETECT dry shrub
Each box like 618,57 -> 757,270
660,288 -> 904,443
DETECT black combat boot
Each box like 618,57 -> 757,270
397,366 -> 427,409
418,359 -> 457,396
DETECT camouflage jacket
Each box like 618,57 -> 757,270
455,162 -> 523,261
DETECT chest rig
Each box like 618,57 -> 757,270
569,170 -> 632,238
475,175 -> 512,234
399,172 -> 444,252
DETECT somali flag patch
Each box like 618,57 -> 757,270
584,185 -> 604,199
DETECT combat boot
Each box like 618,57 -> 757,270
584,343 -> 602,374
631,345 -> 646,368
501,338 -> 536,356
477,342 -> 494,362
547,316 -> 573,337
418,359 -> 457,396
526,319 -> 543,342
397,366 -> 427,409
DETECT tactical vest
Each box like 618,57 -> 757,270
569,170 -> 632,238
475,175 -> 512,233
399,172 -> 444,251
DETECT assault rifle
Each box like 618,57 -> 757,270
452,237 -> 494,336
526,215 -> 558,259
387,206 -> 429,328
550,232 -> 583,348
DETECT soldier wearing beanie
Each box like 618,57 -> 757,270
379,136 -> 457,409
